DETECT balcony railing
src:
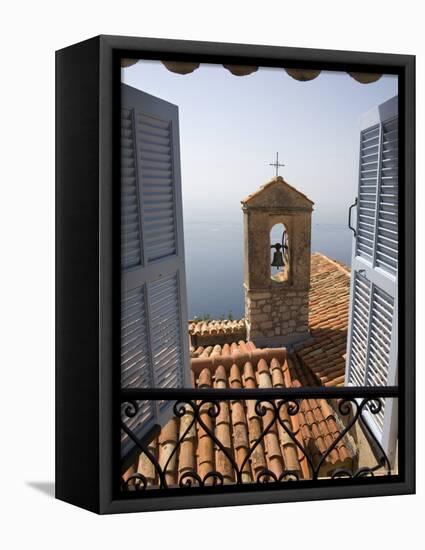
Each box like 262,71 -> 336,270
120,386 -> 398,492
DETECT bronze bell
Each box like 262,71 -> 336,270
271,243 -> 285,268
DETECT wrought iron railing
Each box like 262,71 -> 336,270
120,386 -> 398,492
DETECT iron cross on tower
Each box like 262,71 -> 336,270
269,152 -> 285,176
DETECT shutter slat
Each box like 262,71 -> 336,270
363,284 -> 394,428
375,116 -> 398,275
138,113 -> 170,130
348,273 -> 372,386
135,111 -> 177,263
356,124 -> 379,261
147,274 -> 183,389
355,114 -> 398,275
120,286 -> 154,444
121,108 -> 142,270
348,274 -> 393,429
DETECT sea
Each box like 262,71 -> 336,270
184,218 -> 352,320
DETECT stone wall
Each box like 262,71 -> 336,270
245,286 -> 309,347
241,177 -> 314,348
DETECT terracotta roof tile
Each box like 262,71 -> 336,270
123,253 -> 355,488
189,319 -> 246,349
158,418 -> 178,486
137,437 -> 158,486
291,253 -> 351,387
124,341 -> 355,487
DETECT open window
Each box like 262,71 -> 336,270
117,58 -> 403,496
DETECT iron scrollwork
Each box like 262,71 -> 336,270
121,389 -> 396,492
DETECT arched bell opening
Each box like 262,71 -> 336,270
270,223 -> 290,283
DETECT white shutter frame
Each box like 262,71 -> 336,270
345,96 -> 398,462
121,85 -> 191,452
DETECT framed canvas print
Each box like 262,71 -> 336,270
55,35 -> 415,514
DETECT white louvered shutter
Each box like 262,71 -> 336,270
121,84 -> 190,456
345,96 -> 398,460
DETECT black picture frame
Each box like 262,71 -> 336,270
56,35 -> 415,514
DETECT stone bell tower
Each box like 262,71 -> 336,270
241,176 -> 314,347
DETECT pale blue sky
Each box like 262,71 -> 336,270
122,61 -> 397,225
